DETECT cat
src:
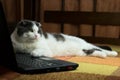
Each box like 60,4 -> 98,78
11,20 -> 118,58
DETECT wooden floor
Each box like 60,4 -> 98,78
0,66 -> 20,80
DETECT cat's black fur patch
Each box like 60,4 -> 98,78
38,28 -> 43,36
43,32 -> 48,39
83,48 -> 102,55
52,33 -> 65,42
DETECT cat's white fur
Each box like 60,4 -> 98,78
11,21 -> 118,58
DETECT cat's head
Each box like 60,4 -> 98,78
15,20 -> 43,41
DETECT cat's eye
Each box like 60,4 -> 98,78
29,29 -> 35,32
31,29 -> 36,32
30,29 -> 33,32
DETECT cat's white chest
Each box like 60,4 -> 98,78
14,41 -> 38,52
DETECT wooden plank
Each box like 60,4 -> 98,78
96,25 -> 120,38
80,36 -> 120,45
79,25 -> 93,36
41,0 -> 61,33
63,0 -> 79,36
79,0 -> 93,36
34,0 -> 40,21
23,0 -> 33,20
16,0 -> 21,21
20,0 -> 24,19
96,0 -> 120,38
44,11 -> 120,25
1,0 -> 18,22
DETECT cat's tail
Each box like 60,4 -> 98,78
94,45 -> 118,57
97,46 -> 112,51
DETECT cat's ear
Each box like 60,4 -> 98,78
35,21 -> 42,27
17,20 -> 27,27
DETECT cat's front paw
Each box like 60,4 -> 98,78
31,50 -> 44,57
30,49 -> 53,57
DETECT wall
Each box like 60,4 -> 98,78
40,0 -> 120,39
1,0 -> 120,39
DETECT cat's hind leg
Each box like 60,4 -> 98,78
85,43 -> 118,57
102,50 -> 118,57
82,49 -> 107,58
75,49 -> 106,58
84,49 -> 118,57
90,51 -> 107,58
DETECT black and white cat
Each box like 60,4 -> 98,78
11,20 -> 118,58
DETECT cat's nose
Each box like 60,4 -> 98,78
34,34 -> 38,39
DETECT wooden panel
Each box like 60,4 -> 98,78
79,0 -> 93,36
23,0 -> 33,19
45,11 -> 120,25
34,0 -> 41,21
96,0 -> 120,38
20,0 -> 24,19
80,36 -> 120,45
43,0 -> 120,45
1,0 -> 20,22
63,0 -> 79,36
41,0 -> 61,33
